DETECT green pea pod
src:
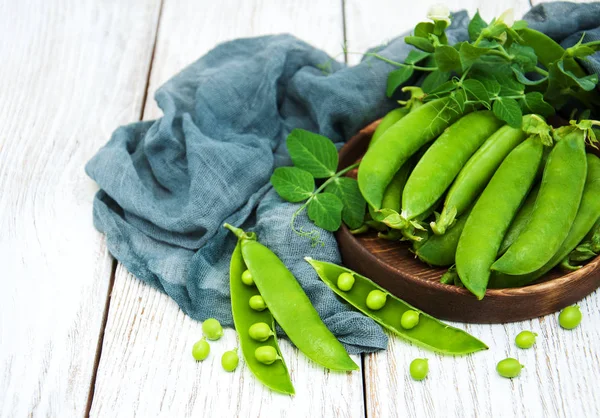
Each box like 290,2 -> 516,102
490,153 -> 600,288
229,240 -> 294,395
498,184 -> 540,255
456,137 -> 543,299
402,111 -> 504,220
369,107 -> 409,149
358,97 -> 465,210
224,224 -> 358,372
369,162 -> 411,223
431,125 -> 527,235
305,258 -> 488,355
492,128 -> 587,275
415,206 -> 473,267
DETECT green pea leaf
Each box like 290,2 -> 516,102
520,92 -> 555,118
493,97 -> 522,128
414,22 -> 435,38
428,80 -> 457,96
508,44 -> 537,72
459,42 -> 489,70
405,50 -> 430,64
557,60 -> 599,91
405,36 -> 435,53
421,70 -> 451,93
451,89 -> 467,113
386,66 -> 414,97
435,45 -> 462,72
462,79 -> 490,107
307,193 -> 343,232
270,167 -> 315,202
567,45 -> 596,58
496,74 -> 525,96
468,11 -> 488,41
286,129 -> 338,178
325,177 -> 366,229
512,20 -> 528,30
511,66 -> 547,86
477,74 -> 501,97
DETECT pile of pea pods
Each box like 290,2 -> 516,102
357,101 -> 600,300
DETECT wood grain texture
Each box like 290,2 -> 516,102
343,0 -> 532,65
0,0 -> 161,416
90,1 -> 365,416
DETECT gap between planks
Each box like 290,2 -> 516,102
84,0 -> 166,415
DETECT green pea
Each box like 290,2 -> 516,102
191,338 -> 210,361
255,346 -> 281,365
202,318 -> 224,340
248,322 -> 274,342
496,358 -> 524,378
221,348 -> 239,372
337,272 -> 355,291
241,269 -> 254,286
400,310 -> 420,330
559,305 -> 582,330
409,358 -> 429,381
515,331 -> 537,349
366,290 -> 387,310
249,295 -> 267,311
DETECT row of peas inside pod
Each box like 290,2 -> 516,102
356,102 -> 600,299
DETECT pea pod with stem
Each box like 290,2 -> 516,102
490,152 -> 600,288
229,236 -> 294,394
224,224 -> 358,372
402,111 -> 504,222
305,258 -> 488,354
492,123 -> 588,275
456,117 -> 550,300
358,96 -> 466,211
431,125 -> 527,235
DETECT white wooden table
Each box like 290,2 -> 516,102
1,0 -> 599,417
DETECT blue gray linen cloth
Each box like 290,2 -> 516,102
86,2 -> 600,354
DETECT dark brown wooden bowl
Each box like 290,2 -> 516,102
335,120 -> 600,323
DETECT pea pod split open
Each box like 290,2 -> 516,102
305,258 -> 488,355
224,224 -> 358,372
229,238 -> 294,395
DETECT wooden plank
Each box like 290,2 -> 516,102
344,0 -> 532,65
0,0 -> 162,417
346,1 -> 600,415
90,1 -> 365,416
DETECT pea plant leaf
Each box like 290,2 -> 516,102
414,22 -> 435,38
307,193 -> 343,232
421,70 -> 450,93
556,61 -> 599,91
468,11 -> 488,41
325,177 -> 366,229
405,36 -> 435,53
511,66 -> 547,86
459,43 -> 490,70
508,44 -> 537,72
434,45 -> 461,72
521,92 -> 555,118
405,50 -> 430,64
462,79 -> 490,107
270,167 -> 315,202
286,129 -> 338,178
493,97 -> 522,128
387,66 -> 414,97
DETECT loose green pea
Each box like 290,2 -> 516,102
366,290 -> 387,310
248,322 -> 274,342
221,348 -> 239,372
241,269 -> 254,286
496,358 -> 524,378
249,295 -> 267,311
191,338 -> 210,361
400,310 -> 420,330
409,358 -> 429,381
202,318 -> 224,340
559,305 -> 582,330
515,331 -> 537,349
337,272 -> 355,292
255,346 -> 281,365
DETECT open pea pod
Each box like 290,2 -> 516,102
229,239 -> 294,395
305,258 -> 488,355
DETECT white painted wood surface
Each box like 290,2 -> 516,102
90,1 -> 364,417
0,0 -> 161,417
2,0 -> 599,417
